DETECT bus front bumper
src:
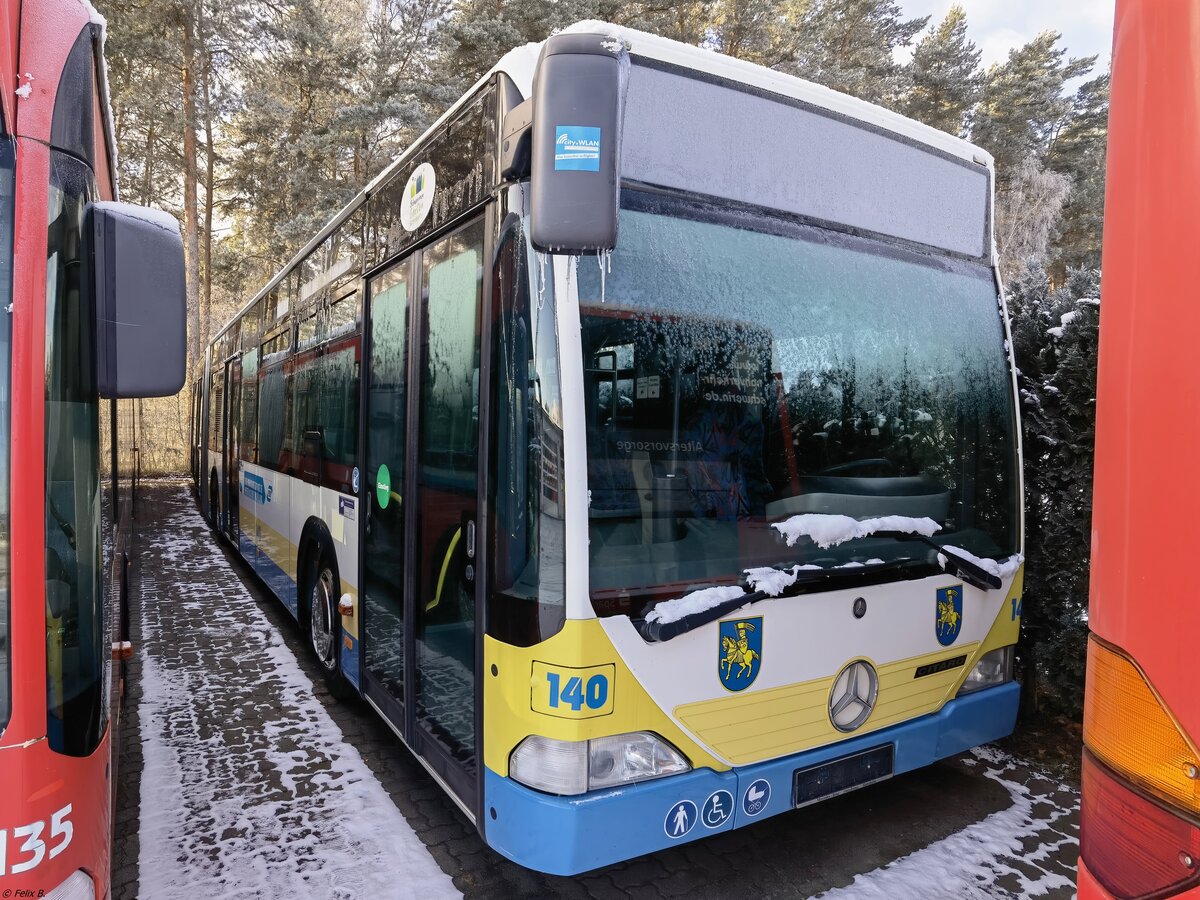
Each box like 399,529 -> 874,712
481,680 -> 1019,875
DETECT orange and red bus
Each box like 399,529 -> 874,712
1079,0 -> 1200,896
0,2 -> 185,897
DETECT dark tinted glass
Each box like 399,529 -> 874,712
489,213 -> 566,646
364,261 -> 410,701
365,86 -> 495,269
577,192 -> 1018,616
258,363 -> 287,469
414,219 -> 484,768
240,349 -> 259,463
45,150 -> 105,755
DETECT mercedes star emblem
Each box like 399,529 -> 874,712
829,659 -> 879,732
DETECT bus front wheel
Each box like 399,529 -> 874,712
304,546 -> 352,699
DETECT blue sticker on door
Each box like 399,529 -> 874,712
554,125 -> 601,171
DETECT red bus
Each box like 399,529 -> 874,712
0,2 -> 185,897
1079,0 -> 1200,896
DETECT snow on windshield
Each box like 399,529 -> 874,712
644,585 -> 747,625
772,513 -> 941,549
939,546 -> 1024,580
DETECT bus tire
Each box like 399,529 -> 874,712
303,544 -> 352,700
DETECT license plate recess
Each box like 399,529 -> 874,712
792,744 -> 895,809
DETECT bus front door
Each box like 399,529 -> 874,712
362,217 -> 485,815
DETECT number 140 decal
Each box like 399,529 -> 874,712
532,662 -> 615,719
0,804 -> 73,877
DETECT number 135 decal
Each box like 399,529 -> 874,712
0,804 -> 73,877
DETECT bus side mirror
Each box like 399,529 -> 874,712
85,201 -> 187,398
529,33 -> 629,254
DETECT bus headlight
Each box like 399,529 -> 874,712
45,870 -> 96,900
510,732 -> 691,795
957,646 -> 1015,695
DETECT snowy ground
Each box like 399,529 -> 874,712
113,484 -> 1080,899
130,494 -> 458,899
820,747 -> 1079,899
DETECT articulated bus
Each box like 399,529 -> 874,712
0,2 -> 187,898
1078,0 -> 1200,897
196,22 -> 1024,874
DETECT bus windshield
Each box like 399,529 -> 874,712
0,133 -> 13,733
577,190 -> 1018,616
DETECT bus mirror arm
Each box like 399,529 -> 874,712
500,99 -> 533,181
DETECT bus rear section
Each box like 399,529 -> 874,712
476,25 -> 1024,874
0,3 -> 186,897
1078,1 -> 1200,897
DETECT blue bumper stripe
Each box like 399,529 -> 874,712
483,681 -> 1019,875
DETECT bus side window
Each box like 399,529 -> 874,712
488,218 -> 565,647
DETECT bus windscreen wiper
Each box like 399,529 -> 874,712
636,557 -> 931,643
875,532 -> 1002,591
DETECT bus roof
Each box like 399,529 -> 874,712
211,20 -> 993,348
525,22 -> 990,170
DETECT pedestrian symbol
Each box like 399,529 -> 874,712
743,778 -> 771,817
702,790 -> 734,828
663,799 -> 698,839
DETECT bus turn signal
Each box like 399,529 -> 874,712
1083,638 -> 1199,816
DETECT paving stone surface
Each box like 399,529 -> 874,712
113,482 -> 1080,899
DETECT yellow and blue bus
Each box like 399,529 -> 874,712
194,21 -> 1024,875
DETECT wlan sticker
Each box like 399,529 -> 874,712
554,125 -> 601,172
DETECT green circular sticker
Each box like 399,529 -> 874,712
376,464 -> 391,509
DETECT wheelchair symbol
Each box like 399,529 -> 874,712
702,790 -> 734,828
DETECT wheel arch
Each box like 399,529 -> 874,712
296,515 -> 338,617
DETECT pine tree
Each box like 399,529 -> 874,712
971,32 -> 1096,182
601,0 -> 714,45
781,0 -> 929,106
1007,264 -> 1099,715
437,0 -> 600,94
902,5 -> 980,136
995,156 -> 1072,283
225,1 -> 374,271
1047,73 -> 1110,277
706,0 -> 793,65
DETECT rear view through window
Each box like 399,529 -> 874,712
578,192 -> 1018,614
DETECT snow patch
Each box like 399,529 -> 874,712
772,514 -> 941,549
138,491 -> 460,899
817,748 -> 1078,900
744,565 -> 817,596
644,585 -> 746,624
1047,309 -> 1082,339
942,546 -> 1024,579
